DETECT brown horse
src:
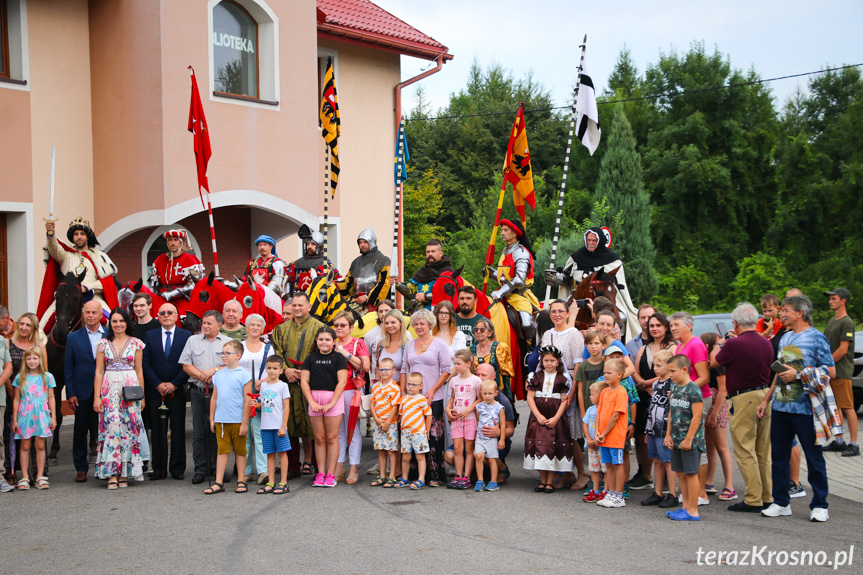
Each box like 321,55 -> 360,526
569,267 -> 620,331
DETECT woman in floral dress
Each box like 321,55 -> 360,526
93,308 -> 146,488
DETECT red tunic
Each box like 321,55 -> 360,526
152,252 -> 204,288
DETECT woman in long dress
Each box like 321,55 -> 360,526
93,308 -> 146,488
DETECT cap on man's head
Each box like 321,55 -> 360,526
603,346 -> 624,358
825,288 -> 851,301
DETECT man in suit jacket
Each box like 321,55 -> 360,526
142,303 -> 191,480
65,300 -> 105,483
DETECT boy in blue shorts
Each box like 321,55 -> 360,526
595,358 -> 629,508
601,347 -> 639,497
640,349 -> 678,508
257,355 -> 291,494
664,354 -> 705,521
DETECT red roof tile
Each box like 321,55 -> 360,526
317,0 -> 452,61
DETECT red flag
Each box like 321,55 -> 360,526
188,67 -> 212,206
502,103 -> 535,225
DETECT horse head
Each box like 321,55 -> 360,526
52,270 -> 86,345
235,279 -> 284,334
430,268 -> 463,308
183,273 -> 237,332
306,272 -> 363,328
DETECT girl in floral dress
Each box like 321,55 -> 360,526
10,347 -> 56,490
94,308 -> 146,489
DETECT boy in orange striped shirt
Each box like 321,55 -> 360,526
370,358 -> 401,487
398,372 -> 432,490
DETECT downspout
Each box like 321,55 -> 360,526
393,55 -> 446,301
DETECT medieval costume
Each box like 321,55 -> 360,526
285,229 -> 340,294
148,229 -> 204,310
242,234 -> 289,296
488,219 -> 539,338
396,255 -> 454,310
38,217 -> 119,330
545,226 -> 639,338
523,347 -> 573,472
337,228 -> 391,311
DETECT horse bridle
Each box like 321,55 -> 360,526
50,281 -> 84,349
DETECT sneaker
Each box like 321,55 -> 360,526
762,503 -> 792,517
596,495 -> 617,507
0,479 -> 14,493
366,462 -> 381,476
823,439 -> 846,452
658,493 -> 679,508
728,502 -> 764,513
622,483 -> 631,499
312,473 -> 325,487
485,481 -> 500,492
629,474 -> 654,490
641,492 -> 664,506
789,482 -> 807,499
809,507 -> 829,522
323,474 -> 337,487
841,444 -> 860,457
458,476 -> 471,490
698,497 -> 710,506
447,476 -> 461,489
474,481 -> 485,492
583,490 -> 601,502
582,480 -> 593,496
596,490 -> 608,501
609,495 -> 626,508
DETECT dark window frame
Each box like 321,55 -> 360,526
0,0 -> 10,79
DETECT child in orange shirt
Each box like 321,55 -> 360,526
756,293 -> 784,339
594,358 -> 628,508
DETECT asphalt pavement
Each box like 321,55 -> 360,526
2,404 -> 862,574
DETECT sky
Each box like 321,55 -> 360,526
373,0 -> 863,115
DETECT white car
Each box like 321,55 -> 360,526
852,331 -> 863,412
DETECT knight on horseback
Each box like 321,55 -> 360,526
39,218 -> 119,330
486,219 -> 538,341
241,234 -> 289,297
544,226 -> 640,338
337,228 -> 391,312
395,238 -> 454,310
148,229 -> 204,304
285,227 -> 340,295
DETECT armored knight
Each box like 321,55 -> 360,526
241,234 -> 289,296
285,228 -> 339,295
148,229 -> 204,303
336,228 -> 391,311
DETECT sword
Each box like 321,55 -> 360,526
44,146 -> 58,223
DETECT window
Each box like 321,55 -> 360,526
0,0 -> 27,87
213,0 -> 258,98
0,0 -> 8,79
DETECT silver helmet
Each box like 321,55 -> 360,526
305,231 -> 325,256
357,228 -> 378,251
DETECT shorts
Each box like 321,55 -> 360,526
699,395 -> 712,466
671,447 -> 702,475
308,390 -> 345,417
647,434 -> 671,463
260,429 -> 292,454
373,420 -> 399,451
599,446 -> 624,465
623,437 -> 632,453
450,417 -> 477,440
400,429 -> 429,454
475,436 -> 499,458
831,379 -> 854,410
707,387 -> 729,428
587,447 -> 607,473
792,436 -> 798,448
215,423 -> 248,456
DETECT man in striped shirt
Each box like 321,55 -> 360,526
398,373 -> 432,489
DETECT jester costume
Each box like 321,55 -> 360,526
337,228 -> 391,311
242,234 -> 289,296
285,229 -> 340,294
148,229 -> 204,312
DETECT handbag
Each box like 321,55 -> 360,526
123,385 -> 145,402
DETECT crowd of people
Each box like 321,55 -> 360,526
0,218 -> 856,525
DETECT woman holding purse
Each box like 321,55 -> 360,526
332,311 -> 370,484
93,308 -> 146,489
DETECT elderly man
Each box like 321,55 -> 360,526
759,295 -> 836,522
714,302 -> 776,512
396,239 -> 454,310
475,362 -> 516,482
271,293 -> 325,478
337,228 -> 391,312
822,288 -> 858,457
65,301 -> 105,483
220,300 -> 247,341
142,303 -> 191,480
179,310 -> 232,484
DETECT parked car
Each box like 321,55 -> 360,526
852,331 -> 863,412
692,313 -> 733,338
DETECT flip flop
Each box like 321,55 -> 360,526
235,481 -> 248,494
204,482 -> 225,495
257,483 -> 274,494
273,482 -> 290,494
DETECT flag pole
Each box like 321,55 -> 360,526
391,117 -> 405,303
323,144 -> 330,260
481,176 -> 508,295
544,35 -> 587,306
206,193 -> 220,276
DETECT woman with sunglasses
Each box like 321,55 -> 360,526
332,311 -> 370,484
469,318 -> 514,403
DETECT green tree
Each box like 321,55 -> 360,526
592,105 -> 657,304
730,252 -> 794,306
402,168 -> 445,279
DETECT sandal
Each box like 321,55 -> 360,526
394,478 -> 410,488
718,488 -> 738,501
428,480 -> 442,487
235,481 -> 248,494
118,478 -> 129,489
17,478 -> 31,491
36,476 -> 50,490
705,483 -> 717,495
382,478 -> 398,488
106,480 -> 118,491
370,475 -> 387,487
257,483 -> 274,494
204,482 -> 225,495
410,479 -> 426,490
301,462 -> 315,476
273,482 -> 290,494
346,474 -> 359,485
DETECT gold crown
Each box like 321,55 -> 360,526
68,217 -> 91,229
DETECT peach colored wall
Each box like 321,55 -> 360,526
0,88 -> 32,202
89,0 -> 164,228
28,0 -> 95,279
318,40 -> 400,271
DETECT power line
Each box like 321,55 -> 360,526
405,63 -> 863,122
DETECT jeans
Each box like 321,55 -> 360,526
771,409 -> 829,509
190,387 -> 217,476
245,415 -> 267,475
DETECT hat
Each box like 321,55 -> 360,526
254,234 -> 278,257
824,288 -> 851,301
603,346 -> 624,358
163,229 -> 191,252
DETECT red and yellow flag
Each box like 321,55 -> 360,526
319,55 -> 340,197
502,103 -> 535,225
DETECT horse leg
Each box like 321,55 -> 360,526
48,381 -> 63,463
